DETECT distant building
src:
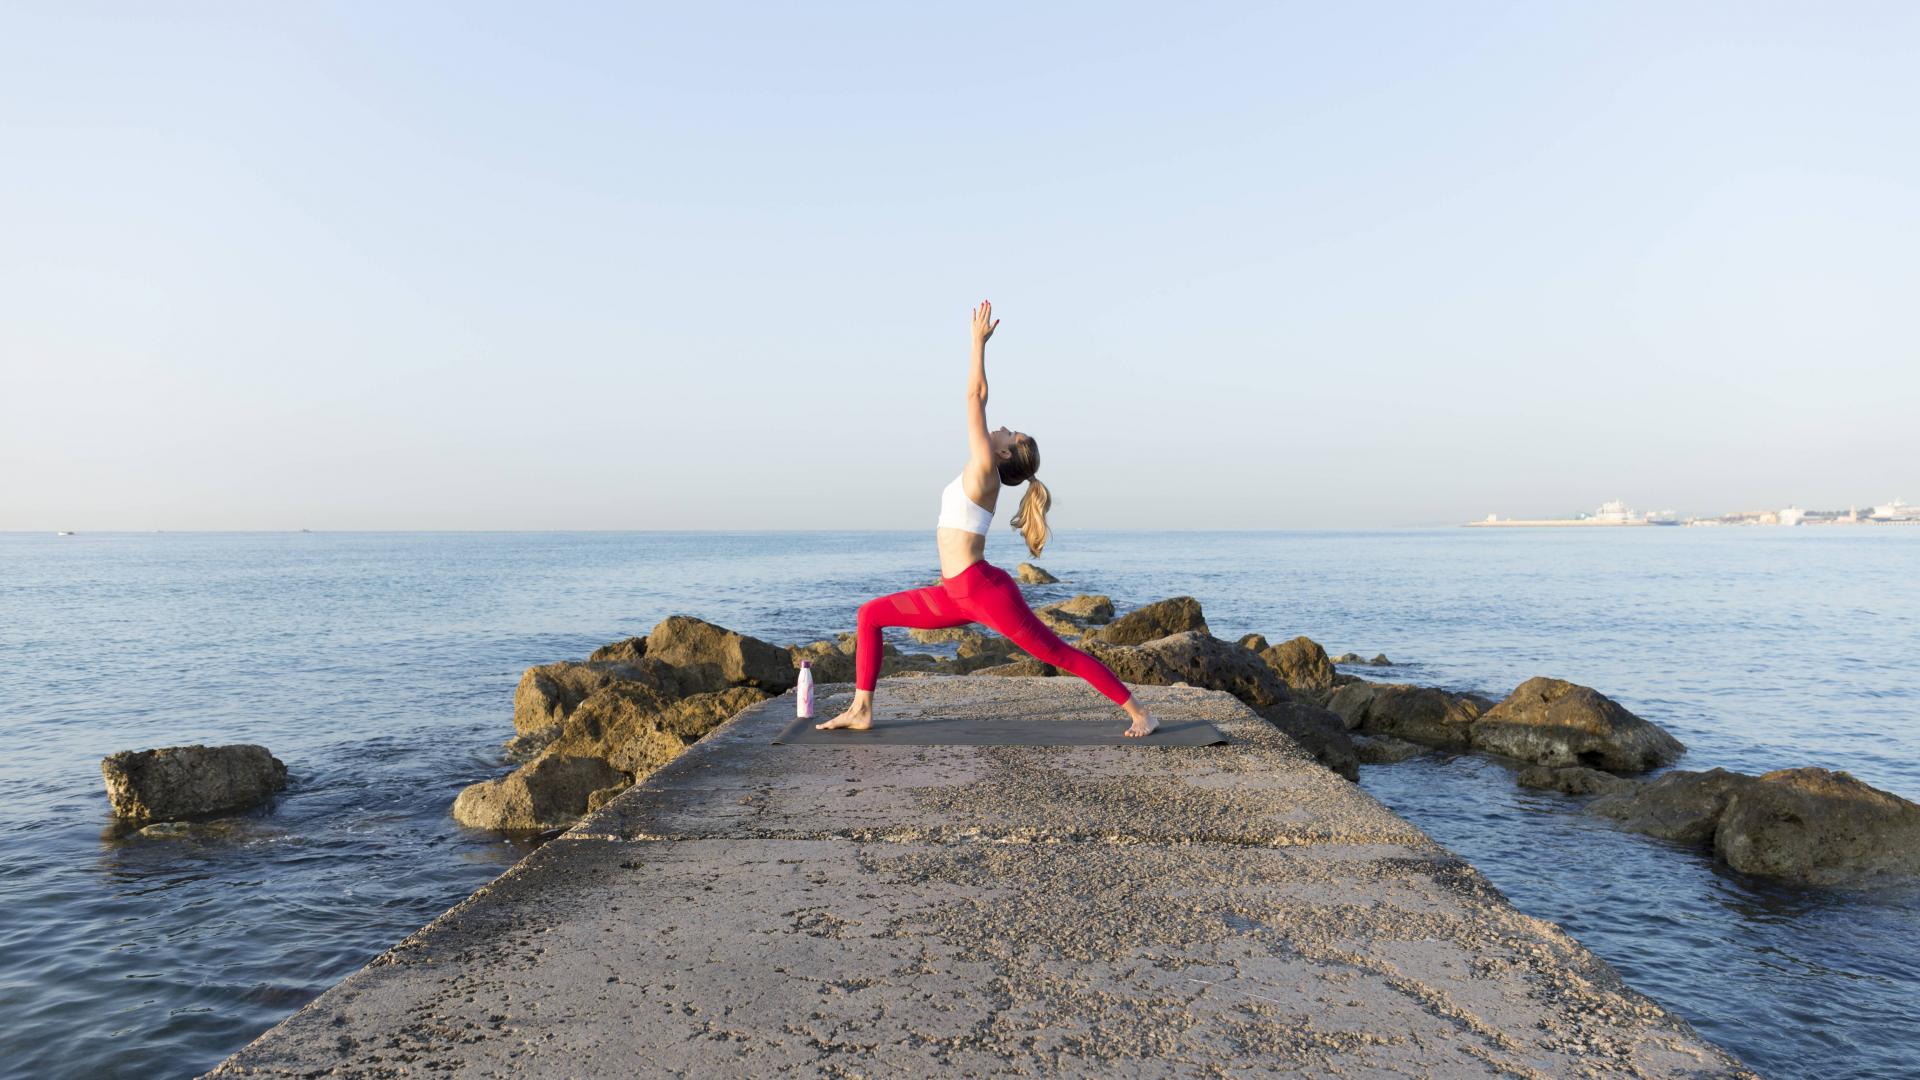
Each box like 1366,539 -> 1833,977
1870,499 -> 1917,522
1466,501 -> 1677,527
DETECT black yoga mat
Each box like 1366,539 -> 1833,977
772,713 -> 1228,747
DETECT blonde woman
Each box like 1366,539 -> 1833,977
818,301 -> 1158,737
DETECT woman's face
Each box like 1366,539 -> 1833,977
990,426 -> 1026,459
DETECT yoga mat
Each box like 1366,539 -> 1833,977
773,713 -> 1228,747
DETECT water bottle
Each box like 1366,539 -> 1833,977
796,660 -> 814,719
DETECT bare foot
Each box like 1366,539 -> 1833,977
815,704 -> 873,731
1123,708 -> 1159,738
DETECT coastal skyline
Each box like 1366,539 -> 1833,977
4,3 -> 1917,531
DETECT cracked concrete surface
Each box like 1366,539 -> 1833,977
206,677 -> 1753,1078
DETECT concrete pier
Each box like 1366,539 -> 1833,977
208,677 -> 1751,1078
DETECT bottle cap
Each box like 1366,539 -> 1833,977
800,660 -> 811,668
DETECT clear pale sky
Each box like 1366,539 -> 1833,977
3,2 -> 1915,530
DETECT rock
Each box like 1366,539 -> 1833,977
1326,682 -> 1489,748
1715,768 -> 1920,886
907,626 -> 981,645
898,628 -> 1020,672
588,636 -> 647,663
452,752 -> 627,831
1236,634 -> 1269,652
502,723 -> 561,763
1034,594 -> 1115,637
644,616 -> 799,694
1084,597 -> 1209,646
1253,701 -> 1358,781
972,658 -> 1059,678
1047,594 -> 1114,623
552,684 -> 766,774
585,783 -> 630,813
1016,562 -> 1059,584
790,639 -> 856,684
1259,636 -> 1337,691
880,652 -> 947,676
1587,768 -> 1753,844
514,660 -> 668,734
1473,677 -> 1684,772
1322,681 -> 1377,728
952,632 -> 1021,673
137,821 -> 196,839
1086,632 -> 1291,709
1033,608 -> 1085,637
100,744 -> 288,824
1517,765 -> 1639,796
1332,652 -> 1393,667
1353,735 -> 1424,765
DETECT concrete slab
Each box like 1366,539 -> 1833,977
208,678 -> 1753,1078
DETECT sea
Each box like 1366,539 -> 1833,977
1,529 -> 1915,1079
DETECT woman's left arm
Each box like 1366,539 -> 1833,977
965,300 -> 998,468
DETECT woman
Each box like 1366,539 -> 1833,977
817,300 -> 1159,737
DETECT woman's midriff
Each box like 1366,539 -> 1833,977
935,527 -> 988,580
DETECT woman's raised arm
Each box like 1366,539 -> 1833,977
965,300 -> 999,469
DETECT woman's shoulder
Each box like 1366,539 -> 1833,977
958,462 -> 1000,509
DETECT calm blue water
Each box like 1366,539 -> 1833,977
1,529 -> 1915,1079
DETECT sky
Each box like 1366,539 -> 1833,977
2,2 -> 1915,530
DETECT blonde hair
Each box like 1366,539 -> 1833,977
998,436 -> 1050,557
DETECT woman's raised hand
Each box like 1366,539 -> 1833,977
971,300 -> 999,346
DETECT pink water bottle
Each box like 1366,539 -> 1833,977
796,660 -> 814,719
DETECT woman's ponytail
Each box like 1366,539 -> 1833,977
999,434 -> 1049,557
1010,477 -> 1051,558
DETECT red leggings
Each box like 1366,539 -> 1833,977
854,560 -> 1132,705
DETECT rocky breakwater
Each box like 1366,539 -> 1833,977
1325,676 -> 1685,773
455,616 -> 797,831
1564,766 -> 1920,887
973,596 -> 1364,780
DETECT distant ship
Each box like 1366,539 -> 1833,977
1466,500 -> 1679,528
56,531 -> 75,536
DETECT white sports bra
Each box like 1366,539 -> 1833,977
937,473 -> 994,535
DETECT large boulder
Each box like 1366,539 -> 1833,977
100,744 -> 288,824
452,752 -> 627,831
1517,765 -> 1640,796
1086,632 -> 1291,708
1236,633 -> 1269,652
1473,677 -> 1684,772
1084,597 -> 1209,646
548,684 -> 766,774
644,616 -> 799,694
1587,768 -> 1752,844
1253,701 -> 1358,781
1715,768 -> 1920,886
1326,682 -> 1489,749
1259,636 -> 1337,691
1016,562 -> 1059,584
514,659 -> 670,734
